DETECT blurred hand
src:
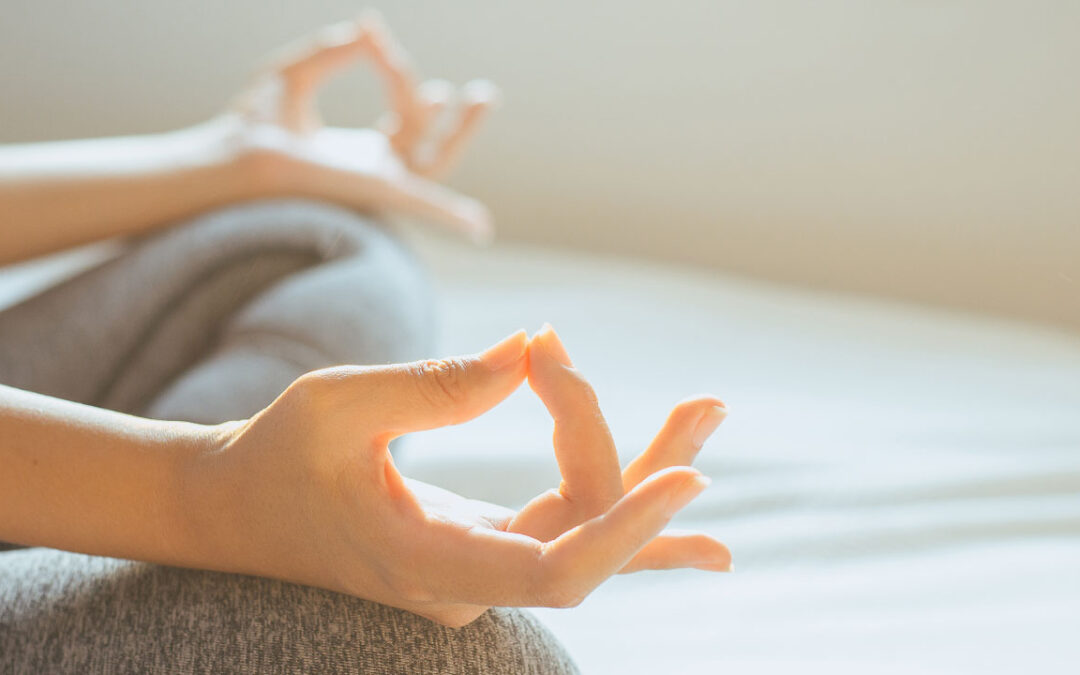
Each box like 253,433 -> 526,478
178,328 -> 730,627
224,12 -> 499,242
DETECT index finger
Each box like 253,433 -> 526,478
528,325 -> 624,515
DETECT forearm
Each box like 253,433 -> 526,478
0,121 -> 265,265
0,384 -> 214,564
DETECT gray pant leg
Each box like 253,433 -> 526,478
0,198 -> 435,420
0,200 -> 577,673
0,548 -> 578,675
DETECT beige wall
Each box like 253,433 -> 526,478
2,1 -> 1077,330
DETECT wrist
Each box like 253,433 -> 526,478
135,418 -> 225,567
0,387 -> 226,564
166,417 -> 269,577
179,118 -> 282,203
197,114 -> 312,203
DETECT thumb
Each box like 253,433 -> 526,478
364,330 -> 528,439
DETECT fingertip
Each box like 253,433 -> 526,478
525,327 -> 576,399
356,9 -> 409,66
639,466 -> 708,517
530,322 -> 553,342
525,326 -> 558,392
462,201 -> 495,245
691,404 -> 728,450
637,464 -> 703,485
628,465 -> 702,502
697,547 -> 734,573
677,393 -> 727,410
463,79 -> 502,108
480,330 -> 528,371
352,11 -> 383,50
356,8 -> 387,32
317,20 -> 364,49
419,79 -> 455,106
695,537 -> 732,572
666,395 -> 723,429
460,82 -> 502,120
469,220 -> 495,246
532,324 -> 573,367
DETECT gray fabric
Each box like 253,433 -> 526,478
0,548 -> 576,675
0,199 -> 436,421
0,200 -> 577,674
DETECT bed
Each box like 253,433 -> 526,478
403,236 -> 1080,673
2,233 -> 1078,673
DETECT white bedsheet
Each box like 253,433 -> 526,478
402,236 -> 1080,674
3,237 -> 1078,673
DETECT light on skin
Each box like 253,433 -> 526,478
0,328 -> 731,627
0,14 -> 732,628
0,11 -> 498,266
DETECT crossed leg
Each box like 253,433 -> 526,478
0,199 -> 578,674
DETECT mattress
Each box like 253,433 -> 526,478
3,234 -> 1078,673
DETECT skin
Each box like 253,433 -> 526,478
0,328 -> 731,627
0,11 -> 495,265
0,14 -> 732,627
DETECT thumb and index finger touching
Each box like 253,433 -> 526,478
261,12 -> 497,242
339,327 -> 723,606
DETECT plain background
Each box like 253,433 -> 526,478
1,0 -> 1077,331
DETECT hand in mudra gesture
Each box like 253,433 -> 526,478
178,326 -> 731,627
225,11 -> 498,242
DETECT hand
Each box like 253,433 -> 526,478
175,329 -> 730,627
419,325 -> 733,626
223,12 -> 499,242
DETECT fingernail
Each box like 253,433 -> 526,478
535,324 -> 573,367
691,405 -> 728,449
665,472 -> 710,516
481,330 -> 527,370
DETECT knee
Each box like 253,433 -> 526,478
0,549 -> 577,674
199,199 -> 437,368
123,199 -> 435,420
449,607 -> 580,675
220,232 -> 436,369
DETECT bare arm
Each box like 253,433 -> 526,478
0,124 -> 258,265
0,383 -> 212,563
0,330 -> 730,627
0,13 -> 498,266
